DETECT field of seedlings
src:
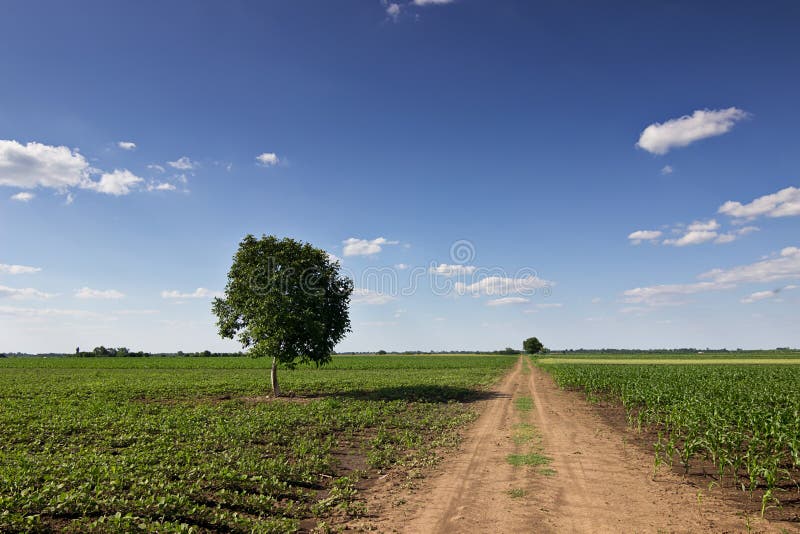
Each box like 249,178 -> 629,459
0,354 -> 515,533
540,361 -> 800,516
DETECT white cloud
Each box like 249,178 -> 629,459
455,275 -> 552,296
636,107 -> 749,155
537,303 -> 563,309
714,233 -> 737,244
386,2 -> 401,19
394,263 -> 409,270
74,287 -> 125,299
0,285 -> 57,300
591,297 -> 602,304
628,230 -> 662,245
718,186 -> 800,220
146,182 -> 177,192
11,192 -> 34,202
662,220 -> 721,246
83,169 -> 144,196
663,229 -> 718,247
623,282 -> 726,307
112,309 -> 160,315
147,164 -> 166,173
0,139 -> 151,197
0,139 -> 91,190
256,153 -> 279,166
351,287 -> 394,305
429,263 -> 476,276
699,246 -> 800,285
413,0 -> 455,4
342,237 -> 399,256
167,156 -> 196,170
687,219 -> 720,232
741,285 -> 796,304
714,226 -> 759,244
623,246 -> 800,307
661,165 -> 674,175
0,306 -> 106,320
161,288 -> 222,299
0,263 -> 41,275
117,141 -> 136,151
487,297 -> 529,306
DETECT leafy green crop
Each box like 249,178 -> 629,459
0,355 -> 514,532
543,363 -> 800,515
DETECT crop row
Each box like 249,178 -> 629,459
0,355 -> 515,532
541,363 -> 800,515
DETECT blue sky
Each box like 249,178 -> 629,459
1,0 -> 799,352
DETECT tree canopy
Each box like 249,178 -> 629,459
212,234 -> 353,394
523,337 -> 544,354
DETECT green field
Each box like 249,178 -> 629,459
0,355 -> 515,533
541,362 -> 800,515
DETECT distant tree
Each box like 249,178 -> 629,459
212,234 -> 353,396
523,337 -> 544,354
377,350 -> 387,355
500,347 -> 521,355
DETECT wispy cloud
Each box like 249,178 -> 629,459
74,287 -> 125,299
718,186 -> 800,220
161,288 -> 222,299
342,237 -> 399,256
455,275 -> 552,296
487,296 -> 529,306
11,192 -> 34,202
0,263 -> 41,275
351,287 -> 394,305
429,263 -> 476,276
741,285 -> 797,304
0,285 -> 57,300
167,156 -> 197,171
636,107 -> 749,155
117,141 -> 136,151
623,246 -> 800,306
660,220 -> 724,247
628,230 -> 662,245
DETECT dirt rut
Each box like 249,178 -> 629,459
350,356 -> 798,533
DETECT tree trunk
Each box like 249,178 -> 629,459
271,357 -> 281,397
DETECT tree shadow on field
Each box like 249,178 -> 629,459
331,385 -> 509,403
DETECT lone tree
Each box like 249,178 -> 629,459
212,235 -> 353,396
523,336 -> 544,354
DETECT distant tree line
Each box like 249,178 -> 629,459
558,347 -> 798,354
73,347 -> 245,358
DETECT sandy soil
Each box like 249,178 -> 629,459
347,356 -> 798,533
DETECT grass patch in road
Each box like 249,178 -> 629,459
514,396 -> 533,412
507,488 -> 527,498
506,452 -> 552,467
512,422 -> 538,445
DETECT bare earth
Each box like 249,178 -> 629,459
349,356 -> 797,533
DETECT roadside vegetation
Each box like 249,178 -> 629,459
0,354 -> 515,533
541,362 -> 800,516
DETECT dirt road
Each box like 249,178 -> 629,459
354,356 -> 793,533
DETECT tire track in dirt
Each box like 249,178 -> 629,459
526,360 -> 791,533
349,357 -> 794,533
398,356 -> 535,533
